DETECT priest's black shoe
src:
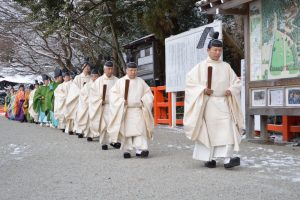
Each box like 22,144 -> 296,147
102,145 -> 108,150
140,150 -> 149,158
61,129 -> 65,133
69,131 -> 74,135
87,137 -> 93,142
123,152 -> 131,159
78,133 -> 84,138
224,157 -> 240,169
110,142 -> 121,149
204,160 -> 216,168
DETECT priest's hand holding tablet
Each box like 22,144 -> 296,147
225,90 -> 232,96
204,88 -> 213,96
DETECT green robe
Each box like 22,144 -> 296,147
48,81 -> 60,111
33,85 -> 51,115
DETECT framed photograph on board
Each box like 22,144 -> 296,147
251,89 -> 266,107
268,88 -> 284,106
286,87 -> 300,106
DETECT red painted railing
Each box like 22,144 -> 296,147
151,86 -> 183,126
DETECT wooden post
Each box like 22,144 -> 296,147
171,92 -> 177,127
247,115 -> 255,138
152,87 -> 158,125
282,116 -> 289,141
260,115 -> 269,140
168,92 -> 172,126
243,9 -> 254,139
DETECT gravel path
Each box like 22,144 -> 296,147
0,116 -> 300,200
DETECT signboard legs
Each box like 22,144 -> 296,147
171,92 -> 176,127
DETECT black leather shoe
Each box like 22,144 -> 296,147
204,160 -> 216,168
69,131 -> 74,135
102,145 -> 108,150
123,152 -> 131,159
87,137 -> 93,142
110,142 -> 121,149
78,133 -> 84,138
224,157 -> 240,169
140,150 -> 149,158
61,129 -> 65,133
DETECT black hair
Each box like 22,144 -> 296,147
207,32 -> 223,49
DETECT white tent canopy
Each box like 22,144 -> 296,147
0,74 -> 41,84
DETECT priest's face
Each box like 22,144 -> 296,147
56,76 -> 63,83
127,68 -> 137,79
44,79 -> 49,86
83,64 -> 91,74
63,76 -> 70,82
92,74 -> 99,81
207,46 -> 222,61
104,67 -> 113,78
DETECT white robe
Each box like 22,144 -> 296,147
77,81 -> 94,136
54,81 -> 72,130
65,73 -> 91,133
183,57 -> 244,161
28,88 -> 38,122
88,74 -> 118,143
107,75 -> 154,151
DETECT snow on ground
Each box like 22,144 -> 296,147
238,146 -> 300,183
155,125 -> 300,183
0,143 -> 31,166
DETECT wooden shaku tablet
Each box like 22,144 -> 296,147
207,66 -> 213,89
102,84 -> 107,102
124,79 -> 130,101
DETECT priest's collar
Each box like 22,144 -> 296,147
125,74 -> 136,80
103,73 -> 113,80
82,72 -> 90,77
207,56 -> 222,64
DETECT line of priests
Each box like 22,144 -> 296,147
29,61 -> 154,159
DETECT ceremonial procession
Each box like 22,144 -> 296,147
1,0 -> 300,200
3,59 -> 154,159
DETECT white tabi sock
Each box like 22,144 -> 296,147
136,149 -> 142,154
224,157 -> 231,164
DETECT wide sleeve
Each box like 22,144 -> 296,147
107,79 -> 126,141
14,92 -> 20,116
22,92 -> 30,114
183,64 -> 208,141
141,81 -> 154,139
33,88 -> 42,112
64,78 -> 81,119
76,82 -> 90,123
54,84 -> 66,119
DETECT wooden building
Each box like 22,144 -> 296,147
123,34 -> 165,86
199,0 -> 300,141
